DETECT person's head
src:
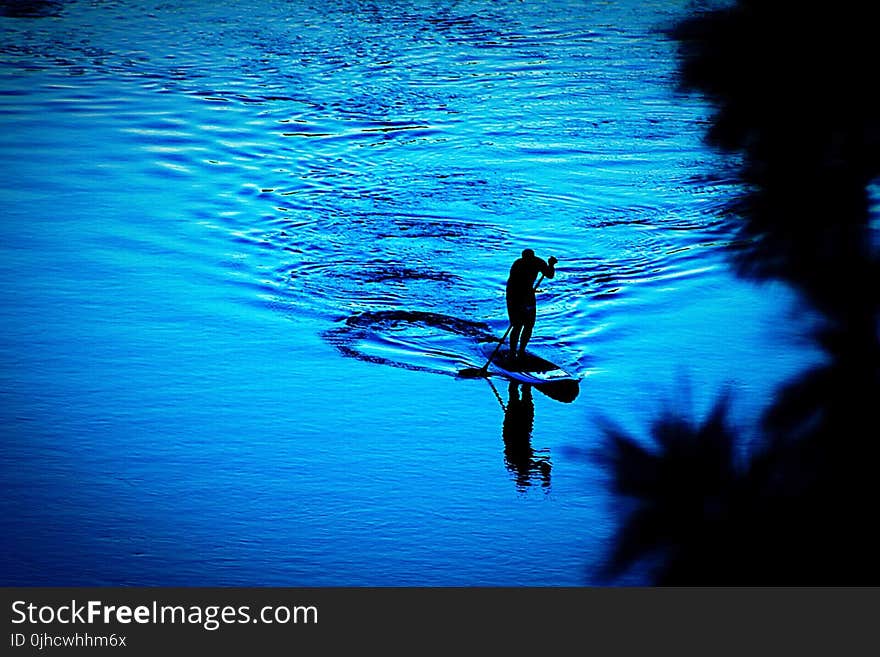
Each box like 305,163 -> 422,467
521,248 -> 535,259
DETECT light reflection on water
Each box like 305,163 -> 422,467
0,0 -> 821,585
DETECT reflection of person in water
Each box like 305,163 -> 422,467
506,249 -> 557,358
501,381 -> 551,491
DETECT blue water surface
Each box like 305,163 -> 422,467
0,0 -> 822,585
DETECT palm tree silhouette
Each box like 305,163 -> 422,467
597,0 -> 880,584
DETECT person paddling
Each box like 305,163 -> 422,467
506,249 -> 557,359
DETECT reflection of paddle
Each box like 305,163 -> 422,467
458,274 -> 545,379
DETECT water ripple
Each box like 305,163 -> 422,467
0,0 -> 737,369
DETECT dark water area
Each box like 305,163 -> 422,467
0,1 -> 838,585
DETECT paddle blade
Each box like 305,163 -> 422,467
457,366 -> 488,379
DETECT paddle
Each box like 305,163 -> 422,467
458,274 -> 545,379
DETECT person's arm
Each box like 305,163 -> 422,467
542,256 -> 558,279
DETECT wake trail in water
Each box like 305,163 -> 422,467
323,310 -> 497,377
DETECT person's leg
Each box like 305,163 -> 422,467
518,306 -> 537,355
507,297 -> 524,355
509,323 -> 522,353
519,325 -> 533,355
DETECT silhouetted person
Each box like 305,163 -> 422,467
506,249 -> 556,358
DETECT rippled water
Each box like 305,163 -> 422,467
0,0 -> 821,585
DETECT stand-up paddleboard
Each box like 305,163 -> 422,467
480,343 -> 580,402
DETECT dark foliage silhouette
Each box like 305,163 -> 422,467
598,0 -> 879,583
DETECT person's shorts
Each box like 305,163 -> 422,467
507,298 -> 536,326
